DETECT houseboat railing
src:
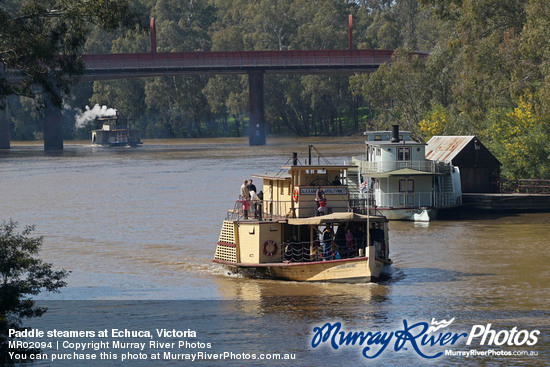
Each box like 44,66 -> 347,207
369,192 -> 459,208
352,158 -> 452,174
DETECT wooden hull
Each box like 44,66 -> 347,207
217,256 -> 387,283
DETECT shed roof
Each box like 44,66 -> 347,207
425,136 -> 475,162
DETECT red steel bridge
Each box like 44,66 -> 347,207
80,49 -> 398,79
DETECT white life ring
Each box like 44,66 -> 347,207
262,240 -> 278,256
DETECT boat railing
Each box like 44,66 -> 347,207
352,158 -> 452,174
228,197 -> 360,221
227,199 -> 294,221
280,239 -> 363,263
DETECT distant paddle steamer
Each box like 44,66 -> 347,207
91,114 -> 142,147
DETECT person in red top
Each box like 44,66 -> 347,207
315,187 -> 324,216
238,198 -> 250,219
318,197 -> 327,215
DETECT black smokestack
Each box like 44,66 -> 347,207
292,152 -> 298,165
391,125 -> 400,143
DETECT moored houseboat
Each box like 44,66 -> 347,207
213,151 -> 391,283
351,125 -> 462,221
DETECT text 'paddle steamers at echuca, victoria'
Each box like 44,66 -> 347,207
213,147 -> 391,283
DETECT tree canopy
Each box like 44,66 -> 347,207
0,0 -> 137,108
0,220 -> 69,363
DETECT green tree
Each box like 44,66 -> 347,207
0,220 -> 69,363
483,97 -> 550,180
203,75 -> 248,136
419,103 -> 449,139
351,48 -> 430,136
0,0 -> 137,108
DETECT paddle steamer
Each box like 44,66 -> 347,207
213,151 -> 391,282
91,114 -> 142,147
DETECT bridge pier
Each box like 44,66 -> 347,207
0,105 -> 10,149
43,92 -> 64,150
0,106 -> 10,149
248,71 -> 266,146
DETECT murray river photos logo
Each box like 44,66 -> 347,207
311,318 -> 540,359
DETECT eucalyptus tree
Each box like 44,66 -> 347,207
0,0 -> 136,108
0,220 -> 69,362
139,0 -> 216,137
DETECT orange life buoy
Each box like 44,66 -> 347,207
292,187 -> 299,202
262,240 -> 278,256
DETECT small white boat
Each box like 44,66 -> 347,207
213,151 -> 391,283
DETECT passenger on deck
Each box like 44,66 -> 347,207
238,197 -> 250,219
322,226 -> 333,260
240,180 -> 249,200
332,175 -> 342,185
315,187 -> 325,215
250,190 -> 259,218
318,197 -> 327,216
247,179 -> 257,197
257,191 -> 263,220
372,223 -> 385,258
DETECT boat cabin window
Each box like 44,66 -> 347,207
302,168 -> 344,187
397,147 -> 411,161
399,179 -> 414,193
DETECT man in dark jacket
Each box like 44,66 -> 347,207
247,179 -> 257,196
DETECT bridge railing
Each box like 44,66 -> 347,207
81,49 -> 417,72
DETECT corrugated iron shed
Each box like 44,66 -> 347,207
425,136 -> 475,162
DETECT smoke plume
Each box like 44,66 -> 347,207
75,104 -> 117,128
